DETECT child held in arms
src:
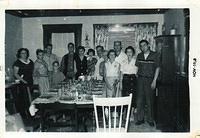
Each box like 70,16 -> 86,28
49,61 -> 65,88
87,48 -> 97,77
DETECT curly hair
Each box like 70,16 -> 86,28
16,48 -> 30,59
87,48 -> 95,56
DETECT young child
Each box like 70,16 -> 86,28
104,49 -> 121,97
33,49 -> 49,95
49,61 -> 65,88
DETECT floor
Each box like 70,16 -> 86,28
24,115 -> 161,132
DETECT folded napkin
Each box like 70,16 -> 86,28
29,104 -> 38,116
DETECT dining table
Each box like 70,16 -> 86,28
29,79 -> 105,132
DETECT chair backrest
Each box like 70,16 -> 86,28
93,94 -> 132,132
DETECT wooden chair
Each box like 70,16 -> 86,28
93,94 -> 132,132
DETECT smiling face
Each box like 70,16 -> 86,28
37,52 -> 44,60
68,44 -> 74,53
78,48 -> 85,56
103,51 -> 108,61
46,45 -> 52,54
20,50 -> 28,60
126,49 -> 134,59
53,62 -> 59,71
88,51 -> 94,57
114,44 -> 121,53
108,51 -> 116,62
140,42 -> 150,53
96,47 -> 103,58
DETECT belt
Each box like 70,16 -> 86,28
123,74 -> 136,77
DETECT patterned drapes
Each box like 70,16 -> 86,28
94,23 -> 158,54
94,25 -> 109,49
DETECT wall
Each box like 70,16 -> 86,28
22,14 -> 164,61
164,9 -> 187,74
164,9 -> 185,36
5,14 -> 23,69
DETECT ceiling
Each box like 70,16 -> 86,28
6,9 -> 168,18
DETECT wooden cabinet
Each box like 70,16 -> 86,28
154,35 -> 189,132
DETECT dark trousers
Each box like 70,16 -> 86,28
136,76 -> 155,122
122,74 -> 137,107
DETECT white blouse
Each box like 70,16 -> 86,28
121,58 -> 137,74
105,60 -> 120,77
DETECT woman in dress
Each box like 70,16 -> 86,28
104,49 -> 121,97
75,46 -> 88,80
13,48 -> 34,119
33,49 -> 49,95
121,46 -> 137,120
121,46 -> 137,107
87,48 -> 97,77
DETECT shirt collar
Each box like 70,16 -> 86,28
19,58 -> 31,64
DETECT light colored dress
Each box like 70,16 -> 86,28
94,57 -> 104,80
33,60 -> 50,94
104,60 -> 120,97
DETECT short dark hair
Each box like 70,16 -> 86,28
125,46 -> 135,55
46,44 -> 53,48
87,49 -> 95,55
77,46 -> 85,52
114,41 -> 122,46
52,61 -> 59,66
107,49 -> 117,58
16,48 -> 29,59
96,45 -> 104,51
36,49 -> 44,55
68,42 -> 75,47
139,40 -> 149,46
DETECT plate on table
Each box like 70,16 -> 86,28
48,88 -> 58,92
85,95 -> 93,100
39,95 -> 53,99
60,96 -> 75,101
92,88 -> 102,91
92,91 -> 103,95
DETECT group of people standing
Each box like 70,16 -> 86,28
12,39 -> 160,127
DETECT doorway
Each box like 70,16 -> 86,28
43,24 -> 82,61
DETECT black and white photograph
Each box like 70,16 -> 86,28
4,8 -> 191,133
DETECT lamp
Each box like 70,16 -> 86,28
85,32 -> 90,48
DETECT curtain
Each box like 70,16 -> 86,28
94,25 -> 109,49
94,23 -> 157,55
52,33 -> 75,62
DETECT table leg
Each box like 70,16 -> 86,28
83,116 -> 88,132
40,109 -> 45,132
74,106 -> 78,132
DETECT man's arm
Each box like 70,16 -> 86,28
59,56 -> 65,73
151,67 -> 160,90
